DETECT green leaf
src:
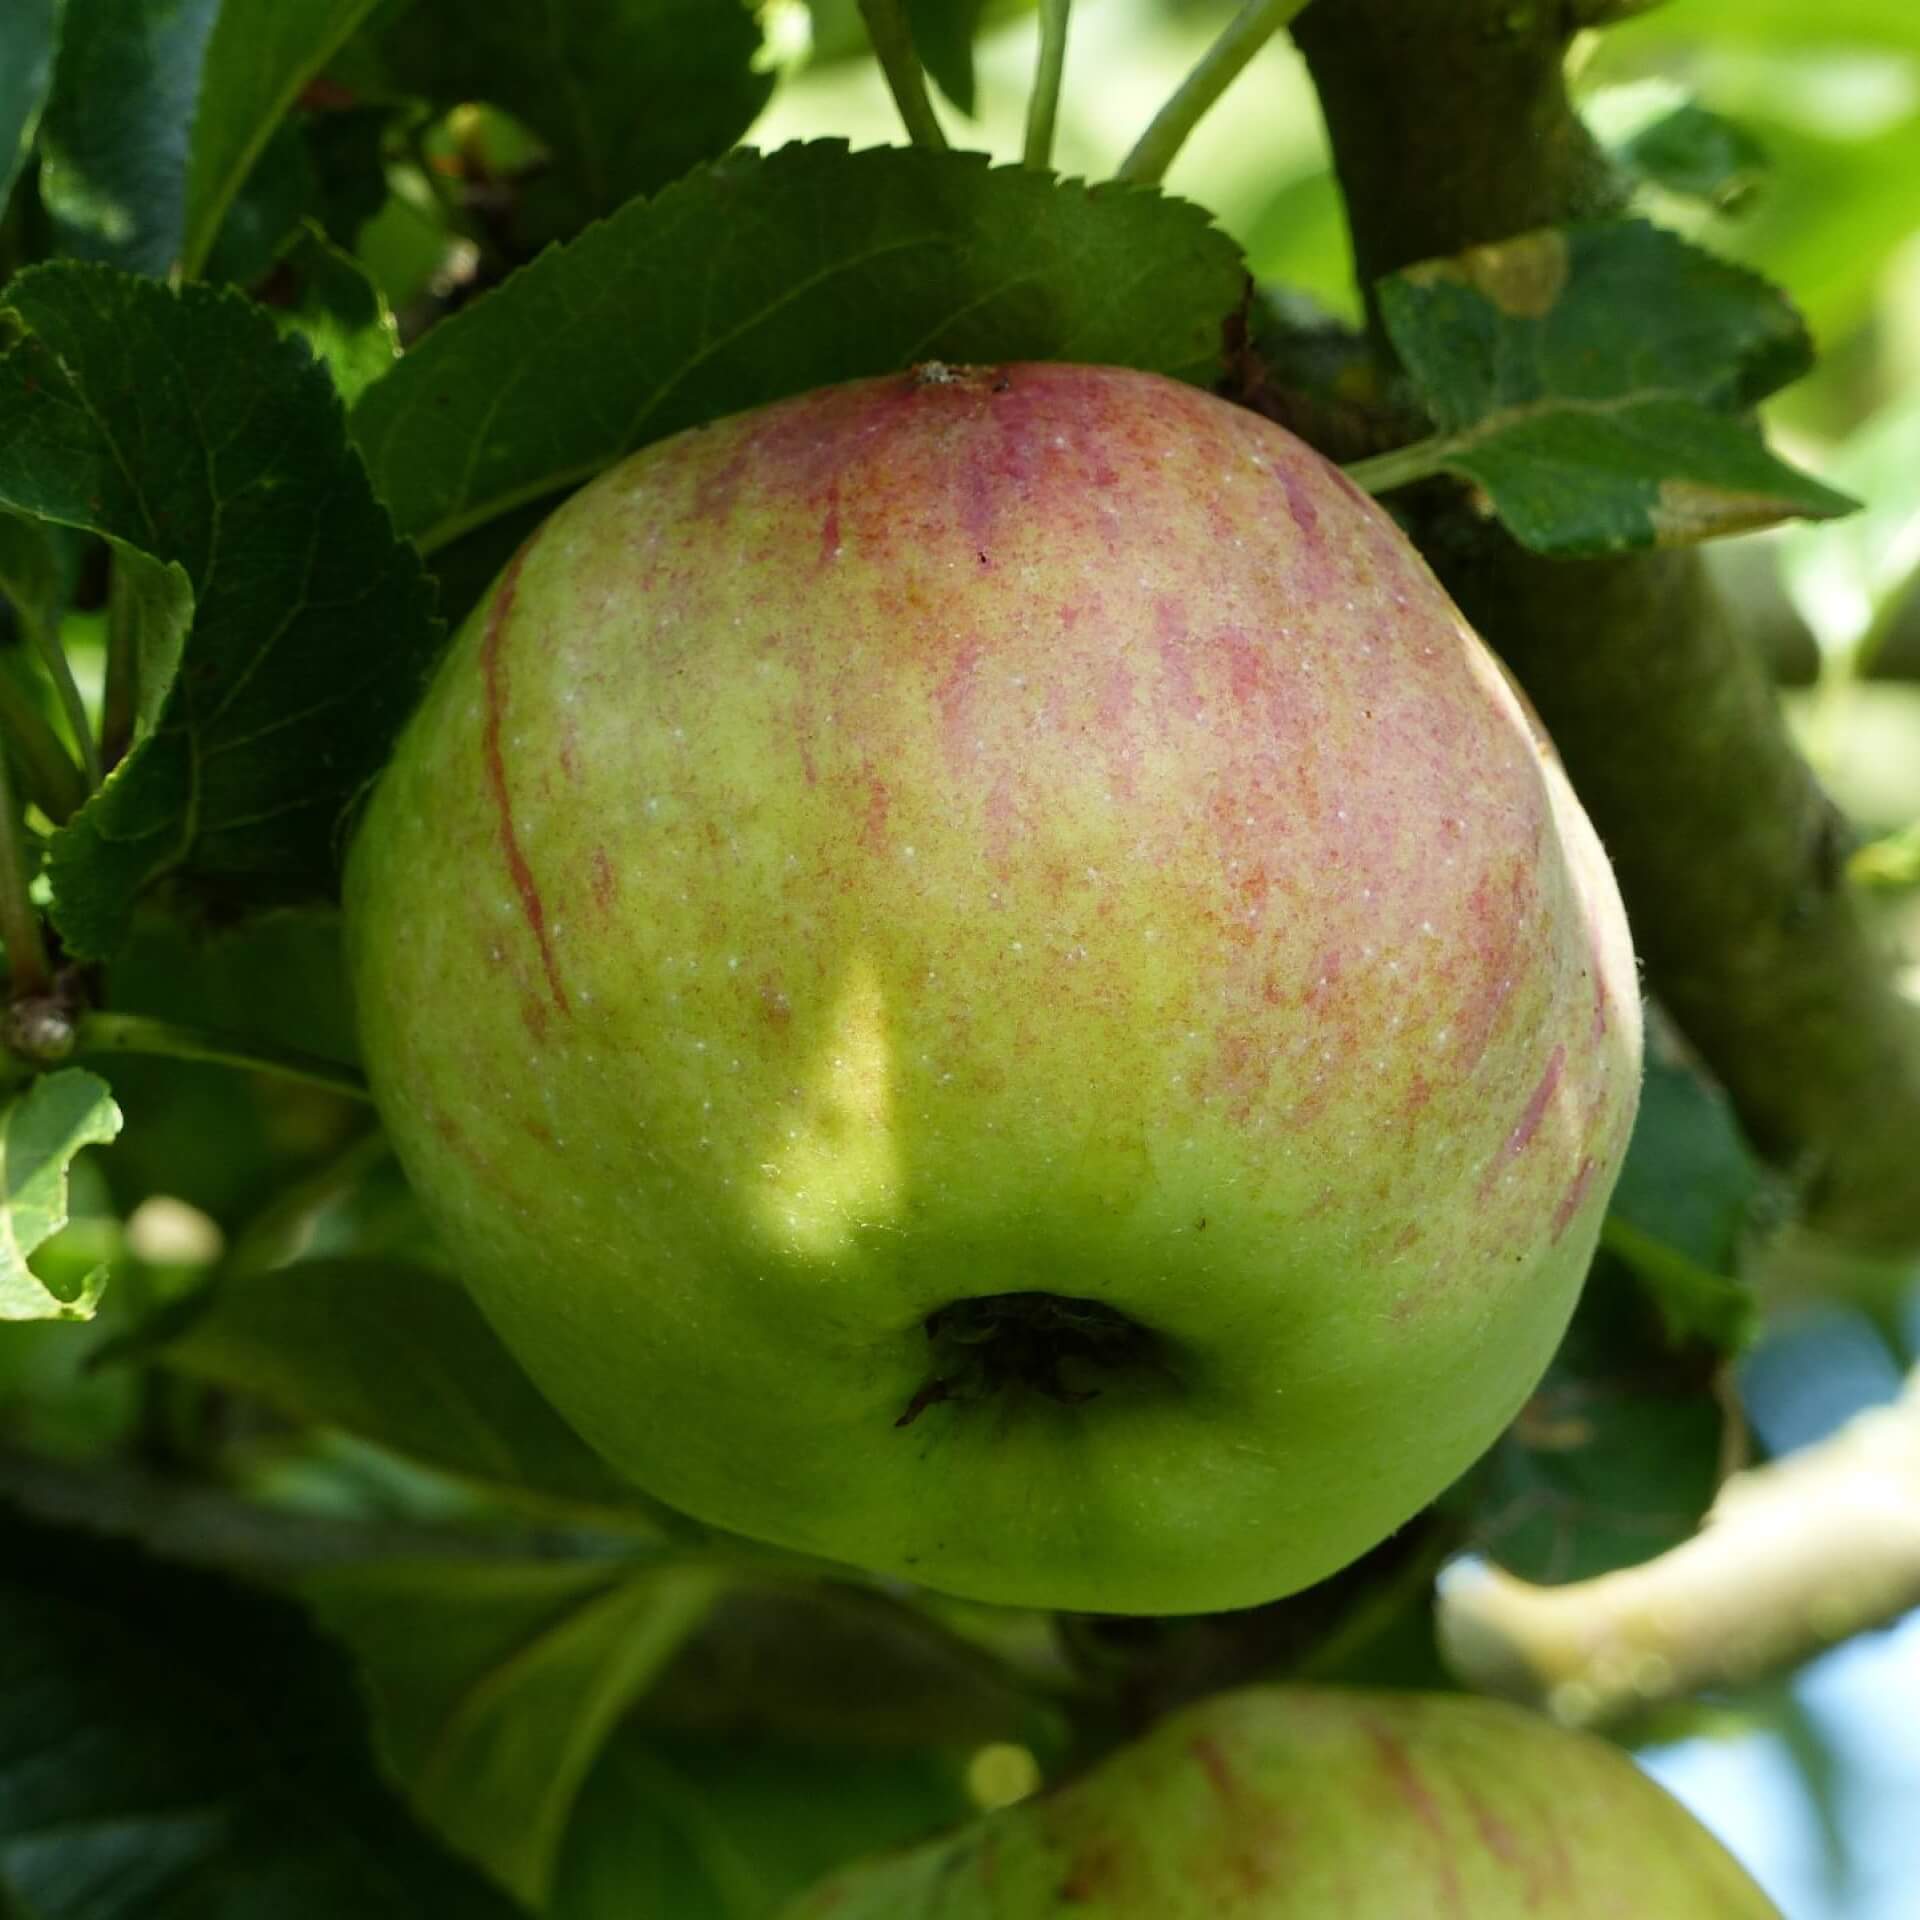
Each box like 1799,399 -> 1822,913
1618,103 -> 1770,211
640,1584 -> 1064,1752
0,263 -> 441,955
553,1725 -> 972,1920
0,1069 -> 121,1322
303,1558 -> 723,1907
1605,1054 -> 1767,1343
159,1255 -> 656,1513
0,0 -> 62,209
1467,1253 -> 1730,1584
180,0 -> 387,278
906,0 -> 989,114
88,910 -> 363,1229
198,113 -> 321,288
111,544 -> 197,748
348,0 -> 772,232
350,141 -> 1245,554
269,218 -> 400,402
0,1507 -> 527,1918
1466,1054 -> 1765,1582
35,0 -> 221,276
1369,220 -> 1857,554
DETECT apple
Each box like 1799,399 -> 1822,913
778,1685 -> 1780,1917
345,362 -> 1641,1613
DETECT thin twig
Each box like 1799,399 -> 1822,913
73,1011 -> 371,1103
15,601 -> 103,789
1024,0 -> 1074,171
858,0 -> 950,151
0,666 -> 87,823
0,748 -> 50,997
1118,0 -> 1314,187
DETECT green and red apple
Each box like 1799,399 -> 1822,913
346,363 -> 1641,1613
779,1686 -> 1779,1917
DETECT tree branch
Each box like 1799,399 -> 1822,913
1438,1372 -> 1920,1727
1290,0 -> 1920,1255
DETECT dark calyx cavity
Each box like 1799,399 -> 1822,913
896,1292 -> 1159,1428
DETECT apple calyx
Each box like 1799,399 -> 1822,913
897,1292 -> 1161,1428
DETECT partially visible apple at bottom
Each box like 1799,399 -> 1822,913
779,1686 -> 1779,1918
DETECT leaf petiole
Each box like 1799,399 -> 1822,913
1117,0 -> 1315,187
1341,436 -> 1454,495
0,747 -> 50,998
0,664 -> 87,823
1024,0 -> 1074,171
858,0 -> 950,151
72,1012 -> 371,1103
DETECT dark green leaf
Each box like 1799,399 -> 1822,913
0,1507 -> 527,1918
351,0 -> 771,234
303,1558 -> 723,1906
350,141 -> 1245,553
1465,1055 -> 1765,1582
1374,220 -> 1856,554
181,0 -> 387,278
307,101 -> 396,252
1618,103 -> 1770,210
906,0 -> 989,114
0,1070 -> 122,1323
35,0 -> 221,276
553,1725 -> 972,1920
1468,1253 -> 1729,1584
269,219 -> 400,402
1440,395 -> 1852,555
159,1254 -> 655,1513
0,0 -> 61,209
1605,1054 -> 1767,1344
0,264 -> 440,955
1387,221 -> 1811,422
111,543 -> 196,748
88,910 -> 362,1229
640,1585 -> 1064,1751
198,114 -> 320,288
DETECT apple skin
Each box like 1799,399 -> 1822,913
345,362 -> 1641,1614
778,1686 -> 1780,1918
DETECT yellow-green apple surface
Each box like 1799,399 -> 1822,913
779,1686 -> 1780,1917
346,363 -> 1641,1613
